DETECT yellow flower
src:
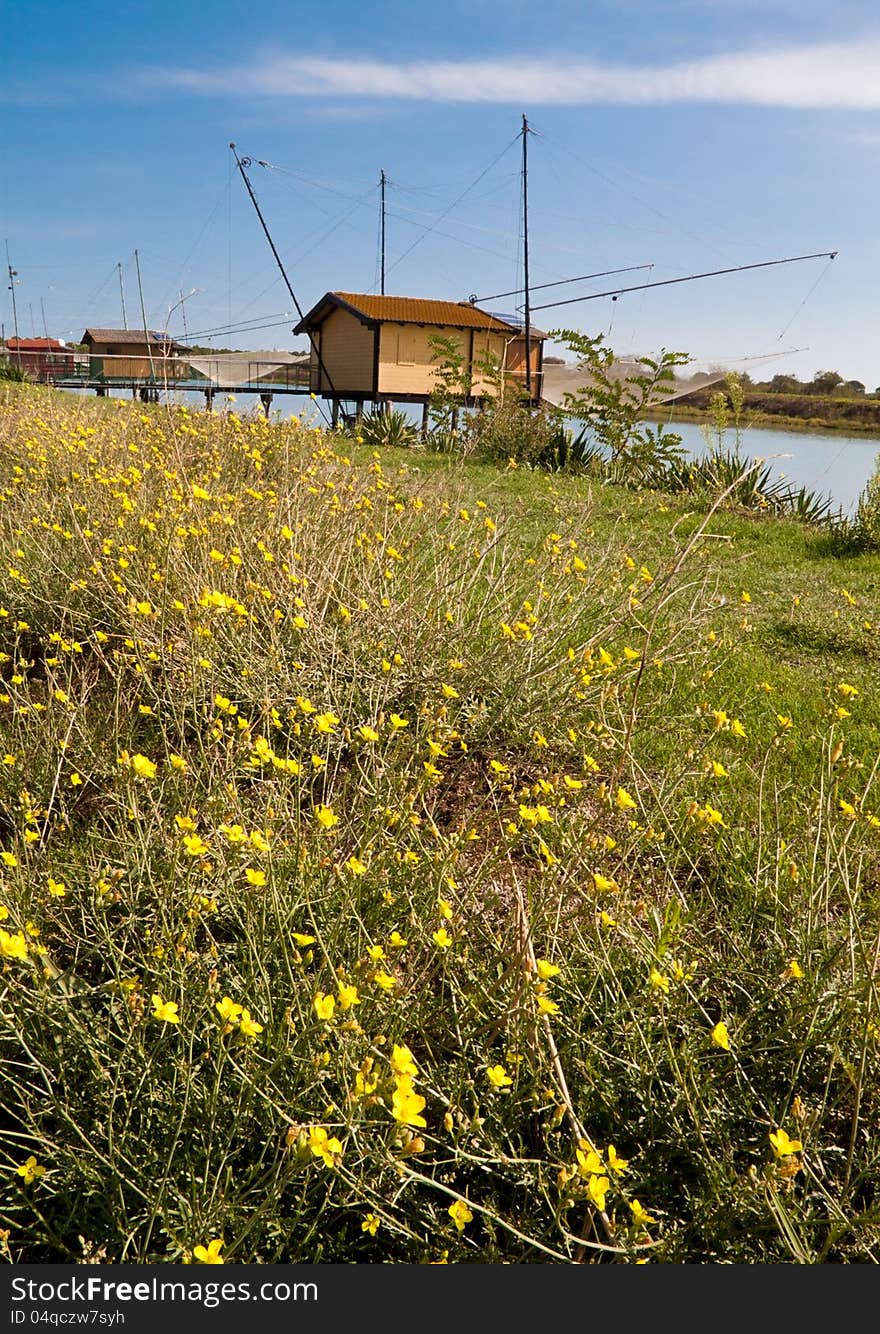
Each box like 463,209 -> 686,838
711,1021 -> 731,1051
0,930 -> 28,960
587,1174 -> 610,1211
730,719 -> 746,738
598,1146 -> 624,1177
783,959 -> 804,980
649,968 -> 670,994
239,1009 -> 264,1038
47,877 -> 66,898
769,1127 -> 803,1158
151,994 -> 180,1025
535,958 -> 561,981
615,787 -> 637,811
293,932 -> 316,947
1,851 -> 18,868
361,1213 -> 380,1236
486,1064 -> 513,1089
130,753 -> 157,780
308,1126 -> 343,1167
447,1200 -> 473,1232
314,804 -> 339,830
592,873 -> 618,893
391,1044 -> 418,1078
357,724 -> 380,743
389,930 -> 408,948
837,682 -> 858,698
536,993 -> 560,1015
432,927 -> 453,949
373,970 -> 397,991
216,996 -> 243,1024
313,992 -> 335,1020
182,834 -> 209,857
629,1199 -> 656,1227
708,759 -> 729,778
16,1156 -> 46,1185
244,867 -> 266,887
337,983 -> 360,1011
391,1077 -> 427,1128
193,1238 -> 224,1264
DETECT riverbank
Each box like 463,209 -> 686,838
651,390 -> 880,438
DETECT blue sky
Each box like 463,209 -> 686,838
3,0 -> 880,384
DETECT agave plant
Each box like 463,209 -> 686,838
355,408 -> 420,450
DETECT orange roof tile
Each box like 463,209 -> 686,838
296,292 -> 545,336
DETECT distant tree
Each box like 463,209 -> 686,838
810,369 -> 844,395
764,374 -> 801,394
844,380 -> 866,395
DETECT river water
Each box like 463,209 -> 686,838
657,419 -> 879,517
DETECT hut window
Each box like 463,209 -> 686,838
396,331 -> 419,366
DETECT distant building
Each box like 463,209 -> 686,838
80,328 -> 188,381
293,292 -> 546,415
2,338 -> 74,381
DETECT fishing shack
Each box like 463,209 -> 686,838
293,292 -> 546,423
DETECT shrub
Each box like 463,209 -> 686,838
854,452 -> 880,550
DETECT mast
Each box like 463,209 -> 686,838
380,169 -> 387,296
118,261 -> 128,329
5,241 -> 21,365
134,248 -> 156,381
521,114 -> 531,400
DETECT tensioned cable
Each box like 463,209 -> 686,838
385,132 -> 522,278
541,137 -> 745,264
530,252 -> 838,313
473,264 -> 654,304
775,255 -> 837,341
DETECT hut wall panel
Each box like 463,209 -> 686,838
316,308 -> 374,394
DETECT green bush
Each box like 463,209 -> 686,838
854,453 -> 880,550
0,358 -> 29,383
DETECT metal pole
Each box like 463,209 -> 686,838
134,249 -> 156,382
5,241 -> 21,366
380,169 -> 386,296
521,115 -> 531,400
229,142 -> 341,421
40,298 -> 49,341
118,262 -> 128,329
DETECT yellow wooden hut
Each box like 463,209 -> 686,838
293,292 -> 546,419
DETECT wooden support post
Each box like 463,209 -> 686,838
204,388 -> 214,412
96,387 -> 107,398
421,401 -> 430,441
331,399 -> 340,427
259,392 -> 273,417
450,407 -> 459,436
355,401 -> 364,423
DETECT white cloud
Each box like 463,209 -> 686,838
149,40 -> 880,109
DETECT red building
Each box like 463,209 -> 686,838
2,339 -> 75,381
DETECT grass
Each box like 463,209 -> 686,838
0,382 -> 879,1264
